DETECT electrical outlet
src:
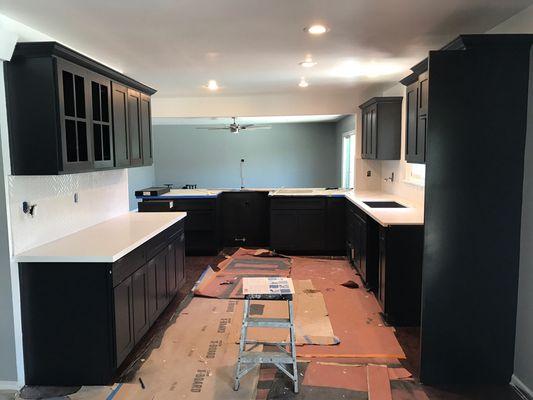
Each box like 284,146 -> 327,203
367,170 -> 372,177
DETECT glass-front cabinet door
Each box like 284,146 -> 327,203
90,73 -> 114,168
56,58 -> 93,172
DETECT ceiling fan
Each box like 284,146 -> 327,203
195,117 -> 271,134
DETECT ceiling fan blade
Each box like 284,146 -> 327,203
195,126 -> 229,130
243,125 -> 272,130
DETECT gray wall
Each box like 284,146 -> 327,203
153,122 -> 340,189
128,165 -> 155,210
514,48 -> 533,393
0,126 -> 17,382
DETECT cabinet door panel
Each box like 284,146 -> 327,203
132,265 -> 149,343
90,74 -> 113,168
114,276 -> 134,366
297,210 -> 326,251
112,82 -> 130,167
146,258 -> 158,324
155,251 -> 168,314
405,83 -> 419,162
56,59 -> 93,172
175,231 -> 186,286
378,230 -> 387,310
166,243 -> 178,298
270,211 -> 299,250
127,89 -> 143,166
140,94 -> 153,166
369,105 -> 378,159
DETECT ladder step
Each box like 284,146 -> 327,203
246,317 -> 291,327
239,351 -> 294,364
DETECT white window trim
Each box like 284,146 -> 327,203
341,130 -> 355,189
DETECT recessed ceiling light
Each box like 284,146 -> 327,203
205,79 -> 219,91
305,24 -> 328,35
299,58 -> 317,68
298,77 -> 309,88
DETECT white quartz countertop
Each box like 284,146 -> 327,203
141,187 -> 424,227
15,212 -> 187,263
345,191 -> 424,227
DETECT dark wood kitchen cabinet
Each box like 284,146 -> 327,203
111,82 -> 131,168
325,197 -> 346,254
4,41 -> 156,175
127,89 -> 143,166
89,72 -> 114,169
359,97 -> 402,160
376,224 -> 424,326
221,192 -> 269,246
131,265 -> 150,344
270,197 -> 326,253
19,219 -> 185,385
346,201 -> 378,289
114,276 -> 135,366
401,60 -> 428,164
138,197 -> 220,255
140,93 -> 153,166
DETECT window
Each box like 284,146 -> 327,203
342,132 -> 355,189
404,163 -> 426,186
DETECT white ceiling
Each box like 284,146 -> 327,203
153,115 -> 343,125
1,0 -> 532,98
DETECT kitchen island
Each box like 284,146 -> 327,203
16,212 -> 187,385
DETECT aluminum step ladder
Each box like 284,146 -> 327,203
234,293 -> 298,393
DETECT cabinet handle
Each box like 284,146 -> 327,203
235,237 -> 246,242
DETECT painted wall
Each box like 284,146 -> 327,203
487,3 -> 533,396
127,166 -> 155,210
0,127 -> 17,383
152,122 -> 339,189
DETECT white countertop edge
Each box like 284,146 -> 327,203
344,195 -> 423,227
15,212 -> 187,263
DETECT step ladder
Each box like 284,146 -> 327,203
234,293 -> 299,393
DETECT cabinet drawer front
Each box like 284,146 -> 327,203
184,210 -> 216,231
171,198 -> 216,210
112,246 -> 145,287
270,197 -> 326,210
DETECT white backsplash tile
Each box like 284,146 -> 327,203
9,169 -> 128,254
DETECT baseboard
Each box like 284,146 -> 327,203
0,380 -> 21,391
512,375 -> 533,400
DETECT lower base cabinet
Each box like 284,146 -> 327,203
377,225 -> 424,326
138,199 -> 219,255
19,220 -> 186,385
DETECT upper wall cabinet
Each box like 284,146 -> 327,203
359,97 -> 402,160
401,59 -> 428,164
4,42 -> 156,175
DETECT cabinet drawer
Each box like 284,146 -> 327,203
171,198 -> 216,210
185,210 -> 216,231
112,246 -> 146,287
270,197 -> 326,210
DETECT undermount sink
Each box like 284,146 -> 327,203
363,201 -> 407,208
275,189 -> 315,194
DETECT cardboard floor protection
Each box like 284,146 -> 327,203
108,298 -> 260,400
194,248 -> 291,299
290,257 -> 406,359
229,279 -> 338,346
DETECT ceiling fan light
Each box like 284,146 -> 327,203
299,60 -> 317,68
299,77 -> 309,88
306,25 -> 328,35
206,80 -> 219,91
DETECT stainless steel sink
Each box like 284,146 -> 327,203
363,201 -> 406,208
